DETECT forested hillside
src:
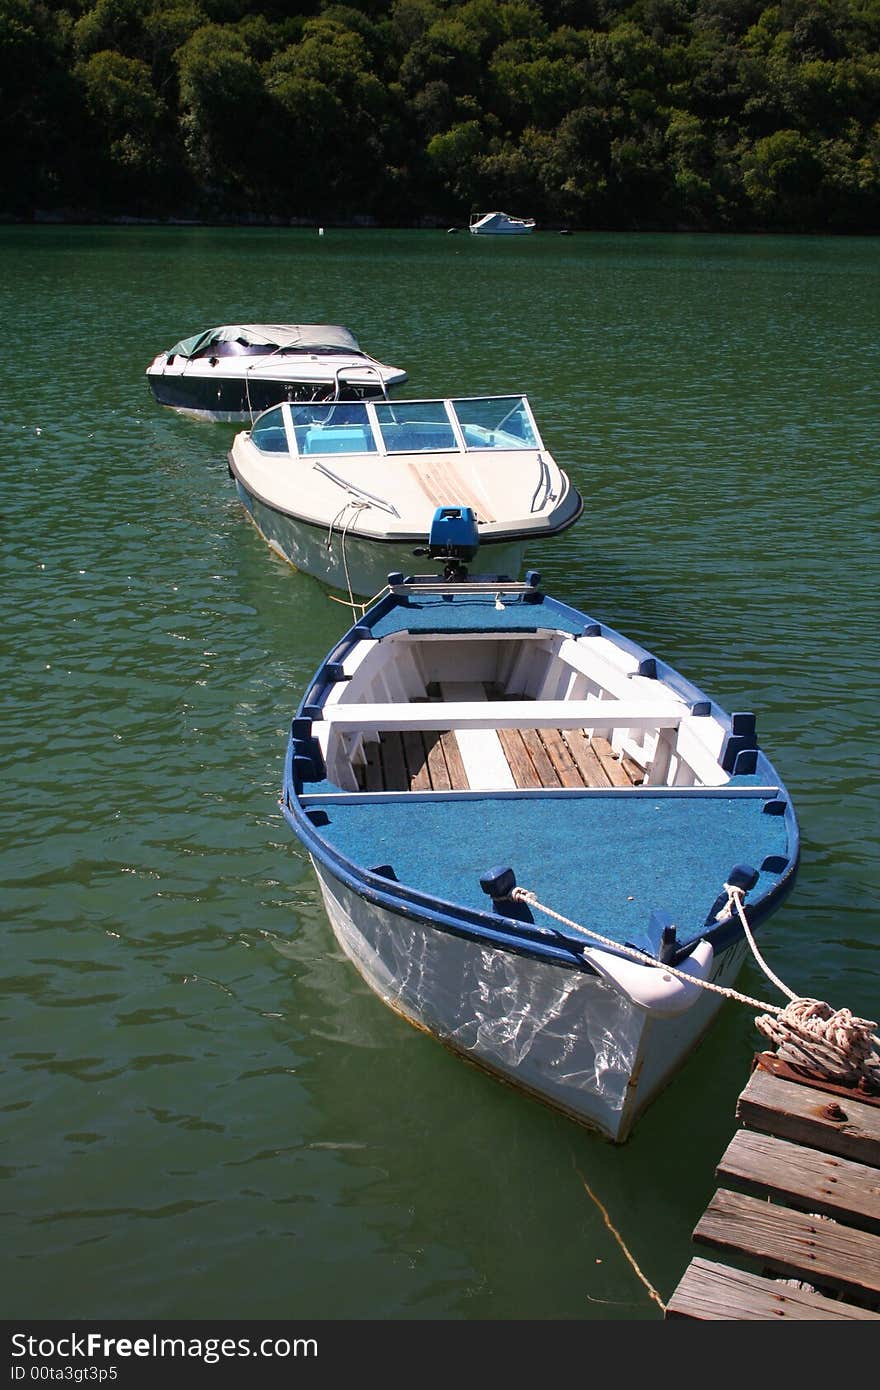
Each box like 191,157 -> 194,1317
3,0 -> 878,230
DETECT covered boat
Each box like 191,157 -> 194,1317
280,570 -> 800,1142
227,394 -> 582,597
469,212 -> 536,235
145,323 -> 407,420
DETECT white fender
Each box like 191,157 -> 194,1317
583,939 -> 715,1018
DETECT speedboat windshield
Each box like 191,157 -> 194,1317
450,396 -> 538,447
290,402 -> 377,456
248,396 -> 543,457
374,401 -> 457,452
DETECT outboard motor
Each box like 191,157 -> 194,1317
413,505 -> 480,580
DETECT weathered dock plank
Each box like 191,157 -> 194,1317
519,727 -> 562,787
362,739 -> 382,791
693,1187 -> 880,1301
666,1062 -> 880,1319
666,1257 -> 880,1321
716,1128 -> 880,1234
737,1066 -> 880,1165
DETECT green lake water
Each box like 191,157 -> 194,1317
2,225 -> 877,1321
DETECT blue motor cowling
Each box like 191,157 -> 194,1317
414,505 -> 480,580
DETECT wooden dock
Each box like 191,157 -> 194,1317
666,1056 -> 880,1320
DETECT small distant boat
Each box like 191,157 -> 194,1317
469,211 -> 536,236
145,323 -> 407,421
281,570 -> 800,1142
227,394 -> 582,596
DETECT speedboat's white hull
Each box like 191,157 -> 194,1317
228,393 -> 583,594
469,212 -> 536,235
145,323 -> 407,421
236,480 -> 527,595
147,360 -> 406,422
469,226 -> 534,236
311,857 -> 749,1142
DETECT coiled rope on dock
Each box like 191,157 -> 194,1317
716,882 -> 880,1091
510,883 -> 880,1094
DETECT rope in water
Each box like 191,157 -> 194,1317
510,883 -> 880,1092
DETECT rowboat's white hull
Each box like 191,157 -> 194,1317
311,858 -> 750,1142
236,482 -> 527,597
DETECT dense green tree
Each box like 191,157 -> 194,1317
76,49 -> 166,172
264,13 -> 402,216
0,0 -> 84,210
176,22 -> 268,200
1,0 -> 877,229
741,125 -> 823,222
425,116 -> 484,201
526,106 -> 617,223
490,42 -> 590,128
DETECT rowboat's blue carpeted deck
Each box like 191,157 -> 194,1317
367,592 -> 586,637
305,792 -> 792,952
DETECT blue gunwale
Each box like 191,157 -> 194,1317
282,790 -> 800,970
302,587 -> 746,732
284,800 -> 592,971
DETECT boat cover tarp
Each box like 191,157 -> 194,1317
168,324 -> 361,359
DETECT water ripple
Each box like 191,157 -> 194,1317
2,226 -> 877,1320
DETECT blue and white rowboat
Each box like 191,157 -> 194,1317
280,570 -> 800,1142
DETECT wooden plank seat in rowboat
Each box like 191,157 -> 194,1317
319,697 -> 684,736
355,727 -> 644,793
345,680 -> 648,793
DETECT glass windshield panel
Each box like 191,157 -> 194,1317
250,406 -> 289,453
374,401 -> 456,453
290,402 -> 376,456
451,397 -> 537,449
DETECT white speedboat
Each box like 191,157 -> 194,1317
281,572 -> 800,1142
469,211 -> 536,235
227,394 -> 582,596
145,323 -> 407,421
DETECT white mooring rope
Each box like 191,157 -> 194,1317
510,883 -> 880,1093
325,500 -> 373,619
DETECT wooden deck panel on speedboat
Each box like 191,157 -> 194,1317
412,459 -> 496,523
354,728 -> 644,792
